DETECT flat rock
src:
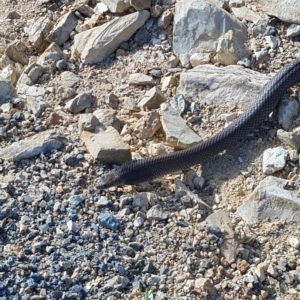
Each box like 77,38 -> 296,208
277,129 -> 300,151
5,40 -> 28,65
258,0 -> 300,24
160,103 -> 202,149
177,64 -> 272,109
73,10 -> 149,64
101,0 -> 130,13
237,176 -> 300,224
138,86 -> 166,110
0,130 -> 63,162
46,11 -> 78,46
134,111 -> 161,139
205,210 -> 238,263
60,71 -> 79,88
0,77 -> 16,104
65,92 -> 94,113
147,204 -> 169,222
173,0 -> 247,56
80,126 -> 131,164
231,6 -> 261,22
129,73 -> 153,85
262,146 -> 288,174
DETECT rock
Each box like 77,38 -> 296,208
231,6 -> 260,22
160,103 -> 202,150
148,143 -> 174,156
190,53 -> 211,67
194,278 -> 218,300
80,126 -> 131,164
73,10 -> 150,64
78,114 -> 100,133
105,93 -> 120,109
18,63 -> 44,85
46,11 -> 78,46
170,94 -> 185,115
138,87 -> 166,110
67,220 -> 80,233
25,17 -> 54,53
101,0 -> 130,13
161,75 -> 177,92
177,64 -> 272,109
94,3 -> 109,14
173,0 -> 247,57
237,260 -> 250,274
65,92 -> 94,113
277,97 -> 299,130
147,205 -> 169,222
37,42 -> 64,72
287,24 -> 300,37
258,0 -> 300,24
288,237 -> 300,249
277,129 -> 300,151
5,40 -> 28,65
0,77 -> 16,104
17,84 -> 46,100
265,35 -> 278,49
93,109 -> 122,133
158,10 -> 173,29
266,264 -> 278,278
262,146 -> 288,174
26,97 -> 47,117
236,176 -> 300,224
216,29 -> 251,65
129,73 -> 153,85
60,71 -> 79,88
6,10 -> 21,19
0,130 -> 63,161
130,0 -> 151,11
205,210 -> 238,263
0,65 -> 19,86
150,5 -> 163,18
98,213 -> 120,230
134,111 -> 161,139
254,49 -> 268,63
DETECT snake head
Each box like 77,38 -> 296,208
97,168 -> 125,189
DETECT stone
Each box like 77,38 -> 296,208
231,6 -> 260,22
0,130 -> 63,162
129,73 -> 153,85
25,17 -> 54,52
101,0 -> 130,13
287,24 -> 300,37
5,40 -> 28,65
262,147 -> 288,174
98,213 -> 120,230
93,109 -> 122,133
94,3 -> 109,14
80,126 -> 131,164
288,237 -> 300,249
130,0 -> 151,11
78,114 -> 100,133
46,11 -> 78,46
194,278 -> 218,300
190,53 -> 211,67
73,10 -> 150,64
0,65 -> 19,86
178,64 -> 272,110
60,71 -> 79,88
277,129 -> 300,151
205,210 -> 238,263
147,205 -> 169,222
216,29 -> 251,65
148,143 -> 174,156
134,111 -> 161,139
237,260 -> 250,274
265,35 -> 278,49
138,87 -> 166,110
277,97 -> 299,130
65,92 -> 94,113
18,63 -> 44,85
37,42 -> 64,72
173,0 -> 247,57
160,103 -> 202,150
237,176 -> 300,224
0,77 -> 16,104
158,10 -> 173,29
258,0 -> 300,24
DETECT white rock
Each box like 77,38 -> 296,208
262,147 -> 287,174
265,35 -> 278,49
190,53 -> 211,67
287,24 -> 300,37
278,97 -> 299,130
288,237 -> 300,249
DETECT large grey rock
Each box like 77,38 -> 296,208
177,64 -> 272,110
0,77 -> 16,104
46,11 -> 78,46
160,103 -> 202,150
0,130 -> 63,161
73,10 -> 149,64
237,176 -> 300,224
258,0 -> 300,24
173,0 -> 247,57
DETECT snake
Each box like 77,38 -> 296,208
97,60 -> 300,188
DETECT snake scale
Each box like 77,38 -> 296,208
97,60 -> 300,188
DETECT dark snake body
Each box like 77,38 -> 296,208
98,60 -> 300,188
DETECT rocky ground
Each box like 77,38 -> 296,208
1,0 -> 300,299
